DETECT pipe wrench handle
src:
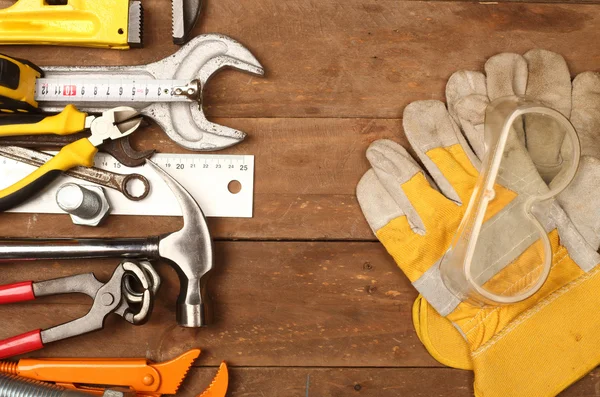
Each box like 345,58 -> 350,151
0,330 -> 43,359
0,0 -> 134,49
0,138 -> 97,211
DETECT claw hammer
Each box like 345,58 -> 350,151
0,160 -> 214,327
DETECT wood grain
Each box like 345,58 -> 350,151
3,1 -> 600,120
0,0 -> 599,395
0,242 -> 437,367
0,118 -> 404,241
149,366 -> 600,397
0,0 -> 598,121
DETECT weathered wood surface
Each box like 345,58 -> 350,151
4,0 -> 600,119
0,242 -> 433,367
180,367 -> 600,397
1,0 -> 600,395
0,118 -> 402,241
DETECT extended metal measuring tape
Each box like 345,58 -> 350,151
0,33 -> 264,151
35,78 -> 197,103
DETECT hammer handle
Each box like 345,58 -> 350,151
0,237 -> 160,261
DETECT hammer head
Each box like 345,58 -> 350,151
146,160 -> 214,327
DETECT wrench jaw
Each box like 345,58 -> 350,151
145,34 -> 264,151
40,34 -> 264,152
146,102 -> 247,151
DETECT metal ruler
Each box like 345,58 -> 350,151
36,78 -> 195,103
0,153 -> 254,218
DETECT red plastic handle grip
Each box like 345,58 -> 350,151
0,281 -> 35,304
0,330 -> 43,359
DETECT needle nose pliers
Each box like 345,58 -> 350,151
0,105 -> 142,211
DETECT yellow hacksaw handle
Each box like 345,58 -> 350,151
0,104 -> 87,136
0,138 -> 97,211
0,0 -> 130,49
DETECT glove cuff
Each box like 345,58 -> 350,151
471,262 -> 600,397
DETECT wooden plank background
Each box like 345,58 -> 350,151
0,0 -> 599,395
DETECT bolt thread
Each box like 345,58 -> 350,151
0,373 -> 64,397
0,363 -> 17,375
0,373 -> 94,397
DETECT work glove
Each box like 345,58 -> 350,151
357,49 -> 600,397
412,50 -> 600,376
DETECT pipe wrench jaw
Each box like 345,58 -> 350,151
172,0 -> 202,45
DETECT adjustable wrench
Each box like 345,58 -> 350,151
38,34 -> 264,151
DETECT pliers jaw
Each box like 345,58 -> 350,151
86,107 -> 143,147
0,260 -> 159,359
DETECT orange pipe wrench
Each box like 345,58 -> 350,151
0,349 -> 228,397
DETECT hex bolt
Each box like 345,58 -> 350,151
56,183 -> 111,227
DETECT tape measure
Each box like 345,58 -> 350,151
0,53 -> 43,112
0,153 -> 255,218
0,53 -> 197,111
35,78 -> 196,103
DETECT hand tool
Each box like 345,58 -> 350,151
0,0 -> 142,49
0,160 -> 214,328
0,151 -> 253,216
36,34 -> 264,151
172,0 -> 202,45
0,372 -> 134,397
0,53 -> 43,113
56,183 -> 111,226
0,349 -> 229,397
0,132 -> 154,168
0,260 -> 157,359
0,105 -> 142,210
0,146 -> 151,201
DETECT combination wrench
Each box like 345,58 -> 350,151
0,146 -> 150,201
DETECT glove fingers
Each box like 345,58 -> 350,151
360,140 -> 431,235
402,100 -> 480,205
361,140 -> 468,295
523,49 -> 573,182
555,156 -> 600,251
571,71 -> 600,158
524,49 -> 571,117
484,53 -> 528,100
557,72 -> 600,252
445,70 -> 488,160
484,53 -> 528,147
357,168 -> 415,235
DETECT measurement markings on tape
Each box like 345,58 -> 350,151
35,78 -> 194,102
0,152 -> 254,218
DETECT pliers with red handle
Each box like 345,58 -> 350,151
0,260 -> 159,359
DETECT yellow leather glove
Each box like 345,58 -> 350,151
357,72 -> 600,396
411,50 -> 600,378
